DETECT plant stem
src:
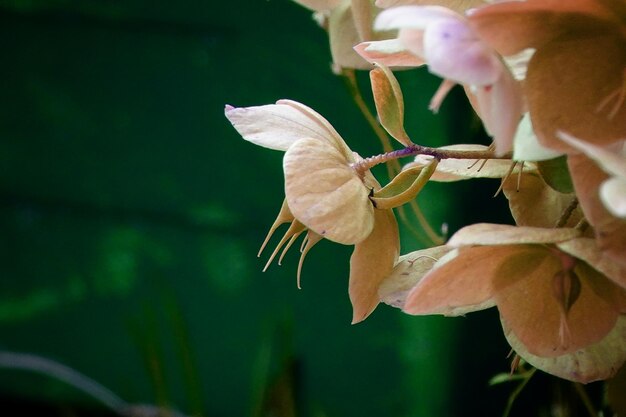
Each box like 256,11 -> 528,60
353,144 -> 510,174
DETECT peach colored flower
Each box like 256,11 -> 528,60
469,0 -> 626,153
382,223 -> 626,382
355,5 -> 523,155
225,99 -> 400,322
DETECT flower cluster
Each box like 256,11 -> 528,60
226,0 -> 626,388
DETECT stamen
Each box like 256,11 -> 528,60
262,221 -> 306,272
297,232 -> 323,289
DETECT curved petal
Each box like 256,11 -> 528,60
374,5 -> 461,31
568,154 -> 626,267
354,39 -> 426,67
557,238 -> 626,291
474,68 -> 523,156
349,209 -> 400,323
495,249 -> 620,357
526,34 -> 626,153
379,245 -> 452,308
513,114 -> 564,162
468,2 -> 617,56
292,0 -> 343,11
601,177 -> 626,219
284,137 -> 375,245
226,100 -> 350,152
403,245 -> 517,316
503,315 -> 626,383
276,99 -> 353,158
447,223 -> 580,247
422,16 -> 502,85
503,172 -> 582,228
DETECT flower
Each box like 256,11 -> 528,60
380,223 -> 626,382
291,0 -> 387,70
355,5 -> 523,155
469,0 -> 626,153
225,99 -> 400,323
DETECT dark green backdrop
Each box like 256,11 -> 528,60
0,1 -> 514,416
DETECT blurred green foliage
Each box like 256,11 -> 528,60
0,1 -> 514,416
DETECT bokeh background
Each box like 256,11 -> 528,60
0,1 -> 559,416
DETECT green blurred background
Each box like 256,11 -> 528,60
0,1 -> 521,416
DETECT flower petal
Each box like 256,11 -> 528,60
568,154 -> 626,267
558,132 -> 626,179
226,101 -> 343,151
291,0 -> 343,11
601,177 -> 626,219
495,249 -> 620,357
474,68 -> 523,156
557,238 -> 626,292
422,16 -> 502,85
374,5 -> 460,31
404,245 -> 515,316
379,245 -> 452,308
503,172 -> 582,228
513,114 -> 564,162
349,208 -> 400,323
376,0 -> 485,12
328,1 -> 374,69
526,34 -> 626,153
468,1 -> 616,56
447,223 -> 580,247
503,315 -> 626,383
283,137 -> 374,245
355,39 -> 426,67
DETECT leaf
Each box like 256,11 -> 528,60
370,64 -> 412,146
536,155 -> 574,193
283,138 -> 374,245
447,223 -> 580,247
371,159 -> 437,209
